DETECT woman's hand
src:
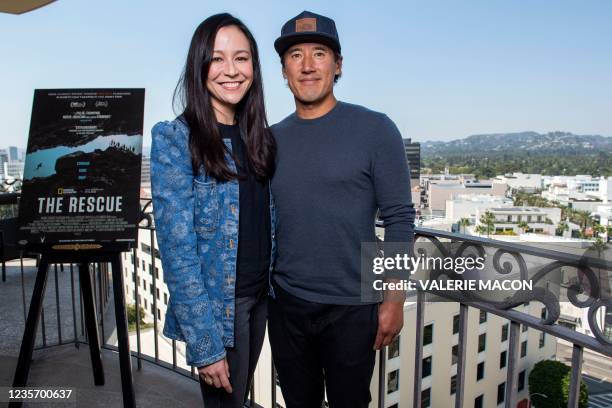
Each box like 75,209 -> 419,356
198,358 -> 233,393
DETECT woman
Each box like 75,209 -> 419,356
150,13 -> 275,407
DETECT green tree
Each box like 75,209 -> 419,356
458,217 -> 470,234
517,220 -> 530,234
475,225 -> 488,235
478,211 -> 496,237
127,304 -> 148,332
592,223 -> 606,238
556,221 -> 569,236
529,360 -> 588,408
590,237 -> 608,259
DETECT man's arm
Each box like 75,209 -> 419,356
371,114 -> 416,349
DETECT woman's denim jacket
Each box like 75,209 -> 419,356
150,118 -> 276,367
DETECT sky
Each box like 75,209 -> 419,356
1,0 -> 611,149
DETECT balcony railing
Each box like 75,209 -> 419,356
1,193 -> 611,408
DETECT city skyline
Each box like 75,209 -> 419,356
1,0 -> 611,148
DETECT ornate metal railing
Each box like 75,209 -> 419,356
1,193 -> 611,408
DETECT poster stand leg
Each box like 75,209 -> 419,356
11,256 -> 50,396
110,252 -> 135,407
78,262 -> 105,385
10,250 -> 135,408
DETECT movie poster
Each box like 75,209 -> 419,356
17,89 -> 145,247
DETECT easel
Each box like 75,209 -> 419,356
10,243 -> 135,408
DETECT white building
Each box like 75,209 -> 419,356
542,175 -> 612,208
495,173 -> 542,193
3,160 -> 24,180
427,180 -> 508,214
475,207 -> 561,236
445,194 -> 513,226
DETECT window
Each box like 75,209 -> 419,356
141,243 -> 151,255
479,310 -> 487,324
450,375 -> 457,395
518,370 -> 525,391
155,267 -> 160,279
453,314 -> 460,334
150,304 -> 154,314
421,388 -> 431,408
520,340 -> 527,358
144,298 -> 147,309
422,356 -> 432,378
499,351 -> 507,369
501,324 -> 508,342
497,382 -> 505,404
157,308 -> 161,320
478,333 -> 486,353
452,344 -> 458,365
476,362 -> 484,381
424,323 -> 433,345
164,293 -> 168,305
522,324 -> 528,332
388,335 -> 400,359
156,288 -> 160,300
142,260 -> 145,270
539,332 -> 545,348
474,394 -> 483,408
387,370 -> 399,394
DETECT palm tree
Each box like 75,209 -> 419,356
592,223 -> 606,238
478,211 -> 496,238
556,221 -> 569,237
475,225 -> 488,236
458,217 -> 470,234
517,220 -> 530,234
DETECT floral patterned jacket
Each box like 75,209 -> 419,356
150,118 -> 276,367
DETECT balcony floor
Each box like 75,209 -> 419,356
0,260 -> 202,407
0,343 -> 203,407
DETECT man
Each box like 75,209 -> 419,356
269,10 -> 416,408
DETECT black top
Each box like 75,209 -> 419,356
218,123 -> 271,297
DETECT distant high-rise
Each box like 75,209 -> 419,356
8,146 -> 18,162
403,138 -> 421,181
0,149 -> 8,180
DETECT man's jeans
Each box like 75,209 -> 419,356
268,282 -> 378,408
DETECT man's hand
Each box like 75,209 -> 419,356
373,301 -> 404,350
198,358 -> 232,393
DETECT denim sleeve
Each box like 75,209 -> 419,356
372,115 -> 416,246
150,120 -> 226,367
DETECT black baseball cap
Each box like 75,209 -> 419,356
274,10 -> 341,57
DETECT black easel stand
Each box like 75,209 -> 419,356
10,244 -> 135,408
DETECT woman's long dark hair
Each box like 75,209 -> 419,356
173,13 -> 275,181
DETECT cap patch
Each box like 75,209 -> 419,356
295,17 -> 317,32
